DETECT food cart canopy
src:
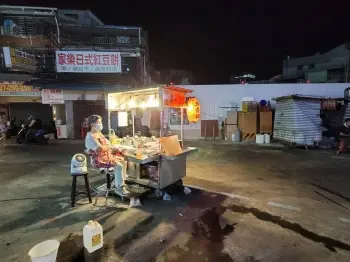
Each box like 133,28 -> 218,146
107,85 -> 193,111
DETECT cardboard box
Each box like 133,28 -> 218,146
226,125 -> 238,134
238,112 -> 243,130
159,135 -> 182,156
239,112 -> 257,133
226,111 -> 238,125
259,111 -> 273,133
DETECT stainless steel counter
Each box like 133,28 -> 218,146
124,147 -> 198,189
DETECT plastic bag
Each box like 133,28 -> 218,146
129,197 -> 142,207
184,187 -> 192,195
163,193 -> 171,201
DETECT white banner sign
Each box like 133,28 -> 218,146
55,51 -> 121,73
41,89 -> 64,104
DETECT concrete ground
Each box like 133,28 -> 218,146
1,139 -> 350,261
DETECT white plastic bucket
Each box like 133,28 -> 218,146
256,134 -> 264,144
28,240 -> 60,262
264,134 -> 271,144
231,134 -> 235,142
234,130 -> 241,142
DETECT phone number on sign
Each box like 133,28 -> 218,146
0,85 -> 33,92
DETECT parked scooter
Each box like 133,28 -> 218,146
16,123 -> 50,144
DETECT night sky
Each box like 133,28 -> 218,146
5,0 -> 350,84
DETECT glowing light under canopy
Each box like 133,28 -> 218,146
186,97 -> 200,123
140,100 -> 147,108
107,91 -> 162,111
118,111 -> 128,127
128,98 -> 136,108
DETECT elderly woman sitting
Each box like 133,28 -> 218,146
85,114 -> 129,196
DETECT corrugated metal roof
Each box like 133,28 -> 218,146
273,94 -> 343,101
62,24 -> 142,30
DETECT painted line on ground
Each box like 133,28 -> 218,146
339,217 -> 350,223
268,201 -> 301,212
331,156 -> 345,159
185,184 -> 257,202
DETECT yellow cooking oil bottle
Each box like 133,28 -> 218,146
109,129 -> 119,145
83,220 -> 103,253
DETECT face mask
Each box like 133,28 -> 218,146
95,123 -> 103,131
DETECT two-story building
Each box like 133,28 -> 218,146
0,5 -> 149,138
282,43 -> 350,83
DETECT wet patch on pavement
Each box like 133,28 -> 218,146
29,189 -> 350,261
161,207 -> 236,262
56,234 -> 85,262
226,204 -> 350,252
57,233 -> 110,262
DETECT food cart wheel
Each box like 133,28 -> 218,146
175,179 -> 183,187
155,189 -> 164,200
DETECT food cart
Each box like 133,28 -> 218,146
106,85 -> 200,196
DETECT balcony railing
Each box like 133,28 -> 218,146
60,34 -> 142,47
0,35 -> 49,50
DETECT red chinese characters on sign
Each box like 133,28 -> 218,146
57,53 -> 119,66
76,54 -> 84,65
56,51 -> 121,73
67,54 -> 76,65
85,54 -> 93,65
41,89 -> 64,104
94,55 -> 101,65
102,55 -> 110,65
58,54 -> 66,65
111,55 -> 119,66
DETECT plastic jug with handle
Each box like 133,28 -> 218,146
83,220 -> 103,253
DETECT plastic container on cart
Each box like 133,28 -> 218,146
28,240 -> 60,262
136,148 -> 143,159
83,220 -> 103,253
109,129 -> 119,145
